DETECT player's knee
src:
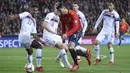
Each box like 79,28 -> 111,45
26,49 -> 33,55
31,40 -> 42,49
94,40 -> 99,45
68,42 -> 75,50
107,42 -> 112,48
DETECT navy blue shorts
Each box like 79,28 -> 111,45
119,31 -> 125,37
68,30 -> 82,47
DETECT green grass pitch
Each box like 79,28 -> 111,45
0,45 -> 130,73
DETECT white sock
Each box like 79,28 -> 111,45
77,56 -> 80,59
109,47 -> 114,62
94,45 -> 100,59
56,52 -> 62,60
75,46 -> 86,53
36,49 -> 42,67
60,49 -> 70,66
27,55 -> 33,64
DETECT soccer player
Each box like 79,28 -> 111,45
56,3 -> 91,71
92,3 -> 120,65
41,3 -> 72,69
9,5 -> 46,72
118,18 -> 129,46
56,3 -> 89,65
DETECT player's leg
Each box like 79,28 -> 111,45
31,40 -> 44,71
107,42 -> 114,65
68,30 -> 90,71
55,42 -> 72,69
19,35 -> 34,64
44,34 -> 71,69
108,33 -> 115,65
25,48 -> 33,64
68,41 -> 79,71
94,32 -> 105,65
19,35 -> 44,72
75,45 -> 91,65
118,32 -> 124,46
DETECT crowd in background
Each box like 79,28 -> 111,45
0,0 -> 129,35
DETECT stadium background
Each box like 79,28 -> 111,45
0,0 -> 130,73
0,0 -> 130,48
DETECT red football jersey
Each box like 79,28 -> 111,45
119,22 -> 129,32
60,10 -> 82,36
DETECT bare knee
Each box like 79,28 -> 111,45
68,42 -> 75,50
107,42 -> 112,48
94,40 -> 100,45
55,42 -> 67,50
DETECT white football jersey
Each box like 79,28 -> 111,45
76,10 -> 88,34
94,9 -> 120,33
43,12 -> 59,35
19,12 -> 37,36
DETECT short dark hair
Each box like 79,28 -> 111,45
56,2 -> 65,10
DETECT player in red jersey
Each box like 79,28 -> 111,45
119,18 -> 130,46
56,3 -> 91,72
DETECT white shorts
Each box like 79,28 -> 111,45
18,34 -> 34,49
96,30 -> 114,43
43,34 -> 62,47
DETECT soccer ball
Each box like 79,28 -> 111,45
24,63 -> 35,73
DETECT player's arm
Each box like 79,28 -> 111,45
93,10 -> 105,33
81,14 -> 88,36
126,23 -> 130,33
115,13 -> 120,38
41,14 -> 56,34
66,13 -> 81,37
9,12 -> 30,20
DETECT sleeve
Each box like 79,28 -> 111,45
81,14 -> 88,35
44,13 -> 52,23
94,10 -> 105,29
115,13 -> 120,33
19,12 -> 30,19
66,12 -> 81,36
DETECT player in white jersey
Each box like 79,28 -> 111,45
9,5 -> 46,72
72,3 -> 89,62
92,3 -> 120,65
41,3 -> 72,69
56,3 -> 90,66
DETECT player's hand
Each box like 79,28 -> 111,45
92,28 -> 96,33
62,34 -> 67,39
115,32 -> 119,39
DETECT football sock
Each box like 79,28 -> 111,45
94,45 -> 100,59
77,56 -> 80,59
75,45 -> 86,53
109,47 -> 114,62
119,39 -> 121,46
56,52 -> 61,60
60,49 -> 70,66
76,50 -> 87,57
36,49 -> 42,67
27,55 -> 33,64
69,49 -> 78,65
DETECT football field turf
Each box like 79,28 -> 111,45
0,45 -> 130,73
